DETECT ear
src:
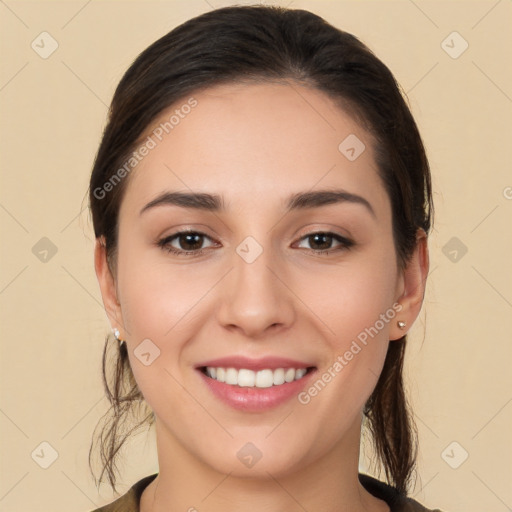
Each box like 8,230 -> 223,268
94,237 -> 126,339
389,228 -> 429,341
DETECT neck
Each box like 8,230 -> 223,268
140,416 -> 389,512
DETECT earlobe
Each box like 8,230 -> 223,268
390,229 -> 429,341
94,237 -> 125,337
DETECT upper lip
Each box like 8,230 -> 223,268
196,356 -> 315,371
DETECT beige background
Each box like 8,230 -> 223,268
1,1 -> 511,511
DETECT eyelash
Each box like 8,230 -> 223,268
156,229 -> 355,257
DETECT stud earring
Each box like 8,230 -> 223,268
113,328 -> 126,346
397,321 -> 406,329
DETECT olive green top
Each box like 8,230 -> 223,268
89,473 -> 444,512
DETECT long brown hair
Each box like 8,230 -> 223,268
88,5 -> 433,495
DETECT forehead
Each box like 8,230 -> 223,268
121,81 -> 389,219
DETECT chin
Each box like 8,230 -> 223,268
205,448 -> 308,480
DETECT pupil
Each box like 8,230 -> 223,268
182,233 -> 202,250
311,233 -> 331,250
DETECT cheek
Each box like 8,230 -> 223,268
295,247 -> 397,412
297,247 -> 398,344
117,240 -> 214,339
114,240 -> 225,394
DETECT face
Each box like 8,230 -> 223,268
97,81 -> 424,479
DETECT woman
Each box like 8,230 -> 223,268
88,5 -> 442,512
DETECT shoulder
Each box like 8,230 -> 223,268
86,472 -> 445,512
87,474 -> 158,512
359,473 -> 445,512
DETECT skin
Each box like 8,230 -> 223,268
95,82 -> 429,512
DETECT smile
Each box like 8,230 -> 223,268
201,366 -> 313,388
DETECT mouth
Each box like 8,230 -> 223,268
199,366 -> 316,388
195,356 -> 317,412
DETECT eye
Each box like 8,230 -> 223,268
157,230 -> 217,256
157,229 -> 354,257
295,232 -> 354,254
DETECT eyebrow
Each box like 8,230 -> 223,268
139,189 -> 376,218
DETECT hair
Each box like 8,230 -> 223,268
88,5 -> 433,496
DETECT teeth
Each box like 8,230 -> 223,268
295,368 -> 307,379
255,369 -> 273,388
204,366 -> 310,387
284,368 -> 295,383
273,368 -> 285,385
225,368 -> 238,385
238,369 -> 255,387
216,367 -> 225,382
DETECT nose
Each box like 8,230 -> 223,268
216,241 -> 295,339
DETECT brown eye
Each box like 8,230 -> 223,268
296,232 -> 354,254
176,233 -> 204,251
157,230 -> 216,256
308,233 -> 333,250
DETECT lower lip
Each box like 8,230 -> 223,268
198,369 -> 316,412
